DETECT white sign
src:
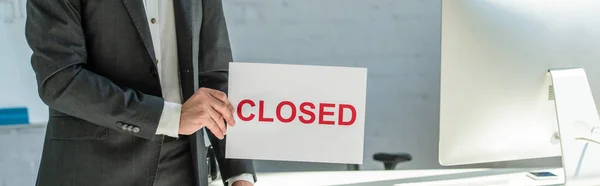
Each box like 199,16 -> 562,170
225,62 -> 367,164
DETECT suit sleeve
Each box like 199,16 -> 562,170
199,0 -> 257,183
25,0 -> 164,140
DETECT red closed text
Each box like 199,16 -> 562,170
236,99 -> 357,126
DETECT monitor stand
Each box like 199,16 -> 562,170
549,68 -> 600,185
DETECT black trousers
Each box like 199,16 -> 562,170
153,135 -> 195,186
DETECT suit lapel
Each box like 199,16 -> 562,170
173,1 -> 209,185
173,0 -> 195,101
122,0 -> 157,65
173,0 -> 202,101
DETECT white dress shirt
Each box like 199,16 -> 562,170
142,1 -> 254,185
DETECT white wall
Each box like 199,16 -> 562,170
0,0 -> 48,124
0,0 -> 562,185
1,1 -> 45,185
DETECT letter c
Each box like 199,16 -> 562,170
237,99 -> 256,121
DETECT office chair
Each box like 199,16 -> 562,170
373,152 -> 412,170
346,153 -> 412,171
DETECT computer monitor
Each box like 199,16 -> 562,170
439,0 -> 600,166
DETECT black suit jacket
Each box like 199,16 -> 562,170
25,0 -> 255,185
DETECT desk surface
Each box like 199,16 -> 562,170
209,168 -> 575,186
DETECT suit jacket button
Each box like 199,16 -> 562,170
116,121 -> 123,127
133,127 -> 140,133
121,124 -> 129,130
127,125 -> 134,131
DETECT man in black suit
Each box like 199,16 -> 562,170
25,0 -> 255,185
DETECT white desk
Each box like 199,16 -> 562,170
208,168 -> 581,186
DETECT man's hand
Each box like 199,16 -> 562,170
231,180 -> 254,186
179,87 -> 235,139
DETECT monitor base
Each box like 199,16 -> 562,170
549,68 -> 600,185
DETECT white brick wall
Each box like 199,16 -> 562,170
1,0 -> 561,185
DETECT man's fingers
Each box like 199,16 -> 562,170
208,96 -> 236,126
196,88 -> 235,126
206,105 -> 227,136
198,88 -> 234,110
226,101 -> 234,112
204,88 -> 227,100
203,118 -> 224,139
205,89 -> 235,111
